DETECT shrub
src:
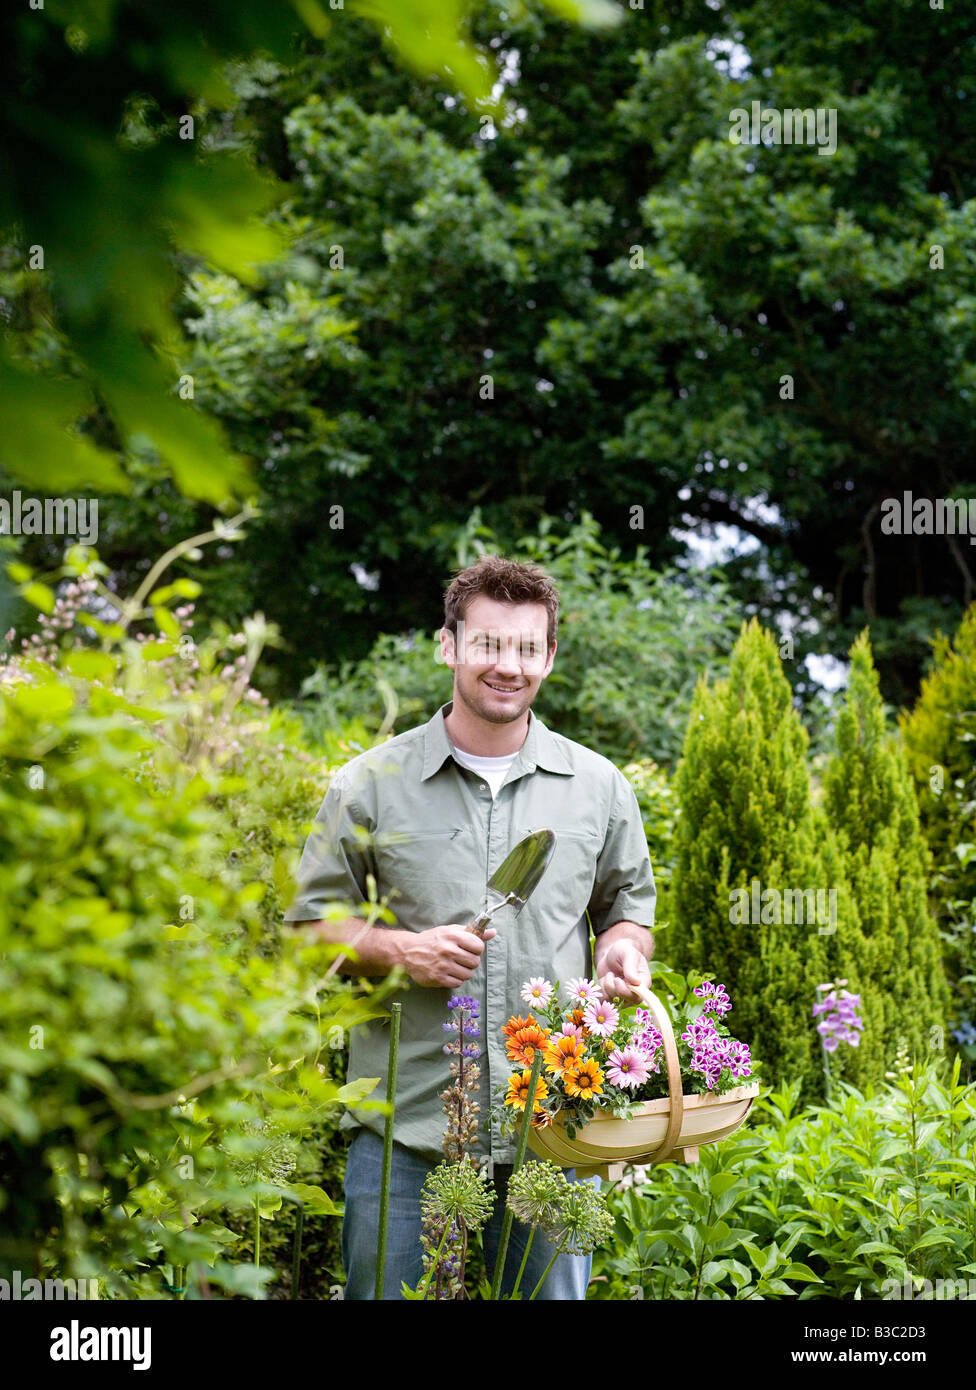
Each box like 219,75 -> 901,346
591,1054 -> 976,1300
899,602 -> 976,1063
820,631 -> 951,1089
0,541 -> 390,1298
670,618 -> 831,1100
620,757 -> 677,931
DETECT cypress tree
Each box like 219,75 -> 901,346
821,631 -> 951,1083
671,618 -> 830,1100
899,604 -> 976,1045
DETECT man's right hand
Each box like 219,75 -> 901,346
399,923 -> 497,988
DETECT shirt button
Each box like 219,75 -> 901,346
480,783 -> 487,791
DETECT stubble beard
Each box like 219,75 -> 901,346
456,671 -> 534,726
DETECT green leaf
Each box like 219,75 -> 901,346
11,681 -> 75,718
286,1183 -> 341,1216
20,581 -> 55,614
709,1171 -> 740,1197
784,1263 -> 825,1283
148,580 -> 203,605
153,605 -> 182,638
336,1077 -> 381,1104
63,650 -> 118,682
909,1229 -> 956,1252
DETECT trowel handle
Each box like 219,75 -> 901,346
466,910 -> 493,938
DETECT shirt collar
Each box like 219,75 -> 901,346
421,701 -> 574,781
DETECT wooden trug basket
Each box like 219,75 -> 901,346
526,985 -> 759,1181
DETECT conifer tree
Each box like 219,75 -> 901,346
822,632 -> 951,1081
671,619 -> 831,1100
899,605 -> 976,1046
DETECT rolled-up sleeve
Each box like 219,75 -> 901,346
282,769 -> 375,923
588,771 -> 657,934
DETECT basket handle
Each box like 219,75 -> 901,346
633,985 -> 684,1163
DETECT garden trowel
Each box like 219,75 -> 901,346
465,828 -> 556,938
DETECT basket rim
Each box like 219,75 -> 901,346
544,1079 -> 760,1129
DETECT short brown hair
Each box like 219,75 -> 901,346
443,555 -> 559,649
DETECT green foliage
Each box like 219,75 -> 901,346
900,604 -> 976,1054
671,620 -> 952,1101
0,540 -> 389,1297
298,512 -> 742,767
671,618 -> 831,1101
820,631 -> 951,1086
592,1056 -> 976,1301
619,757 -> 676,930
0,0 -> 616,507
5,3 -> 975,703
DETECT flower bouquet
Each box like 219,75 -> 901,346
495,971 -> 760,1177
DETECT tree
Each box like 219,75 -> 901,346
0,0 -> 621,628
821,632 -> 951,1080
899,605 -> 976,1053
670,618 -> 831,1099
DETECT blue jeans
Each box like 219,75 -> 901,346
341,1128 -> 597,1300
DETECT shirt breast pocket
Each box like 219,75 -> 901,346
519,825 -> 602,922
374,826 -> 469,884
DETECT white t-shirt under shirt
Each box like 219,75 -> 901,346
451,744 -> 518,798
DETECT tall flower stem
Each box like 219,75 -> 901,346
419,1221 -> 454,1301
529,1250 -> 559,1300
253,1194 -> 260,1276
290,1201 -> 304,1300
510,1227 -> 535,1299
375,1002 -> 402,1301
491,1049 -> 543,1299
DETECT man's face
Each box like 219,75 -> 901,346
439,594 -> 556,726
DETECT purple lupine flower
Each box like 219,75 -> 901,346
448,994 -> 479,1013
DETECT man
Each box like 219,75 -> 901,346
284,556 -> 657,1299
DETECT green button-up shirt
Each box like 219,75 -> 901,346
283,701 -> 656,1164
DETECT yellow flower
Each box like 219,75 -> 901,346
504,1068 -> 549,1113
563,1057 -> 604,1099
543,1034 -> 585,1077
506,1023 -> 550,1068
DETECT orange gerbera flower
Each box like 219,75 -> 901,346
563,1057 -> 604,1100
569,1007 -> 589,1033
543,1034 -> 586,1077
503,1014 -> 537,1040
505,1023 -> 550,1067
504,1068 -> 549,1114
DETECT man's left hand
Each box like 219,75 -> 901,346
596,940 -> 651,1004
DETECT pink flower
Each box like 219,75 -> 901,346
521,977 -> 553,1008
560,1021 -> 585,1040
605,1046 -> 650,1090
564,977 -> 601,1005
583,998 -> 619,1037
